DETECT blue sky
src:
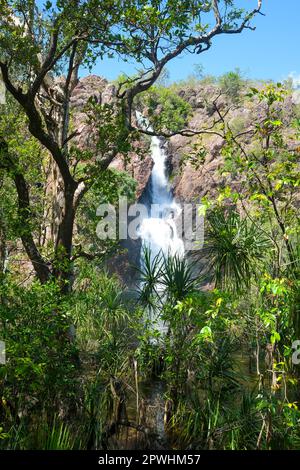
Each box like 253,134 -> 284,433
88,0 -> 300,83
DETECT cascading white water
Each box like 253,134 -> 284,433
139,134 -> 184,260
136,113 -> 184,333
136,113 -> 184,263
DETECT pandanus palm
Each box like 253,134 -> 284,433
136,246 -> 199,306
206,209 -> 271,292
161,254 -> 198,303
135,245 -> 164,307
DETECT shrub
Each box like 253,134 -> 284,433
137,85 -> 192,132
0,279 -> 78,418
219,68 -> 245,103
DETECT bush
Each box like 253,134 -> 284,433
219,68 -> 245,103
0,279 -> 78,419
137,85 -> 192,132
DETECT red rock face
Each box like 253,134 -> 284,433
110,150 -> 153,199
168,85 -> 257,205
166,85 -> 229,204
69,77 -> 240,205
70,75 -> 153,199
71,75 -> 114,150
170,134 -> 227,204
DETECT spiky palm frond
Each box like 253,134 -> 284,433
135,245 -> 164,307
206,209 -> 271,292
161,254 -> 199,302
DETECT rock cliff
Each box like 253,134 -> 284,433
70,75 -> 153,199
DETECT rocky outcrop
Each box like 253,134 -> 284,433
69,76 -> 237,205
170,133 -> 226,203
71,75 -> 115,151
70,75 -> 153,199
168,83 -> 297,206
110,151 -> 153,199
166,85 -> 239,204
69,75 -> 153,282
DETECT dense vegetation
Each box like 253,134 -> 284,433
1,0 -> 300,451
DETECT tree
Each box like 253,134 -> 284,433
219,84 -> 300,271
0,0 -> 264,291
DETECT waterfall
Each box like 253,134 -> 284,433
136,112 -> 184,263
136,113 -> 184,333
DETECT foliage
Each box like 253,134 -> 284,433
206,208 -> 271,292
75,168 -> 137,259
0,278 -> 79,431
133,81 -> 300,450
3,1 -> 300,452
136,85 -> 192,133
219,68 -> 245,103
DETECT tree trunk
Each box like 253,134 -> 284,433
14,173 -> 51,284
53,181 -> 76,293
0,213 -> 6,275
